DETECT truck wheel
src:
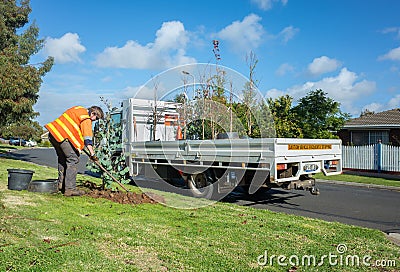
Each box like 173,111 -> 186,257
309,187 -> 320,195
188,173 -> 214,199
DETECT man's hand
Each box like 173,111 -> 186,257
90,154 -> 99,162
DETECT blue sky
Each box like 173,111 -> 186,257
29,0 -> 400,126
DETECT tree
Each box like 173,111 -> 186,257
149,78 -> 163,141
232,102 -> 251,136
242,51 -> 258,137
87,97 -> 130,189
360,109 -> 375,117
292,89 -> 350,139
5,120 -> 43,141
209,71 -> 228,139
267,95 -> 302,138
233,52 -> 276,138
0,0 -> 54,135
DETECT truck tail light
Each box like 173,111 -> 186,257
324,160 -> 339,170
277,163 -> 287,170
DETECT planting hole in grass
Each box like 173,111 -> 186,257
80,180 -> 165,205
85,190 -> 165,205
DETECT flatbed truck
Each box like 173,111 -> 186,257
118,98 -> 342,198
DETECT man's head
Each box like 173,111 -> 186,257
89,106 -> 104,121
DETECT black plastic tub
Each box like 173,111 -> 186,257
7,169 -> 35,191
28,180 -> 58,194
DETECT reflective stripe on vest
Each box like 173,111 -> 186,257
45,106 -> 90,150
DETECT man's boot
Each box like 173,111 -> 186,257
58,182 -> 64,193
64,189 -> 86,197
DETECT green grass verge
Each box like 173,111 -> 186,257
0,144 -> 23,154
0,157 -> 399,271
315,172 -> 400,188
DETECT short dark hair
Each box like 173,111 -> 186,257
89,106 -> 104,119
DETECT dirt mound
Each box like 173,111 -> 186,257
80,181 -> 165,205
85,189 -> 165,205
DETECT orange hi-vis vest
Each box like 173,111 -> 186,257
45,106 -> 93,150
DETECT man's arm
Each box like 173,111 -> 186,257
81,119 -> 96,156
86,144 -> 96,157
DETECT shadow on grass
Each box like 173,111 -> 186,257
0,145 -> 19,155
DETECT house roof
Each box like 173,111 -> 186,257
344,108 -> 400,129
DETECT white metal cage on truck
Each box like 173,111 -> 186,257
118,98 -> 342,198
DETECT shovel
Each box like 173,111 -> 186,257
83,148 -> 129,192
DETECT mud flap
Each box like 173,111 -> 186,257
248,170 -> 268,194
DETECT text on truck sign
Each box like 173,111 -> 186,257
288,144 -> 332,150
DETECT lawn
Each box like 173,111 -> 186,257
315,172 -> 400,188
0,157 -> 399,271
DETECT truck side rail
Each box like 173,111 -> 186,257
125,138 -> 342,182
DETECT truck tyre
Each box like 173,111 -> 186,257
309,187 -> 320,195
188,173 -> 214,199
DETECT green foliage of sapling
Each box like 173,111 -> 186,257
86,98 -> 130,189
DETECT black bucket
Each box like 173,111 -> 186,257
28,180 -> 58,194
7,169 -> 35,191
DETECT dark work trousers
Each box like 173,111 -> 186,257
48,133 -> 80,192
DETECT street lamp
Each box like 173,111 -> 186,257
181,71 -> 196,140
182,70 -> 195,98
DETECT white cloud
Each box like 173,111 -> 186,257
35,89 -> 107,126
217,14 -> 265,54
117,85 -> 143,100
95,21 -> 196,70
308,56 -> 341,76
388,94 -> 400,109
276,63 -> 294,76
265,88 -> 285,99
154,21 -> 188,50
378,46 -> 400,61
277,68 -> 376,115
381,27 -> 400,39
279,26 -> 299,44
344,92 -> 400,114
101,76 -> 113,83
251,0 -> 288,10
43,33 -> 86,64
361,102 -> 384,113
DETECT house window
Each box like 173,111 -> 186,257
369,131 -> 389,144
351,131 -> 368,145
351,130 -> 389,145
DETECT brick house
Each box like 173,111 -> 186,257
337,108 -> 400,146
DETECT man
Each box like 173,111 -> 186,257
45,106 -> 104,196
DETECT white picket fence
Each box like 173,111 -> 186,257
342,144 -> 400,172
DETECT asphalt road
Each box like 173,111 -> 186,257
8,147 -> 89,174
7,147 -> 400,234
227,184 -> 400,234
